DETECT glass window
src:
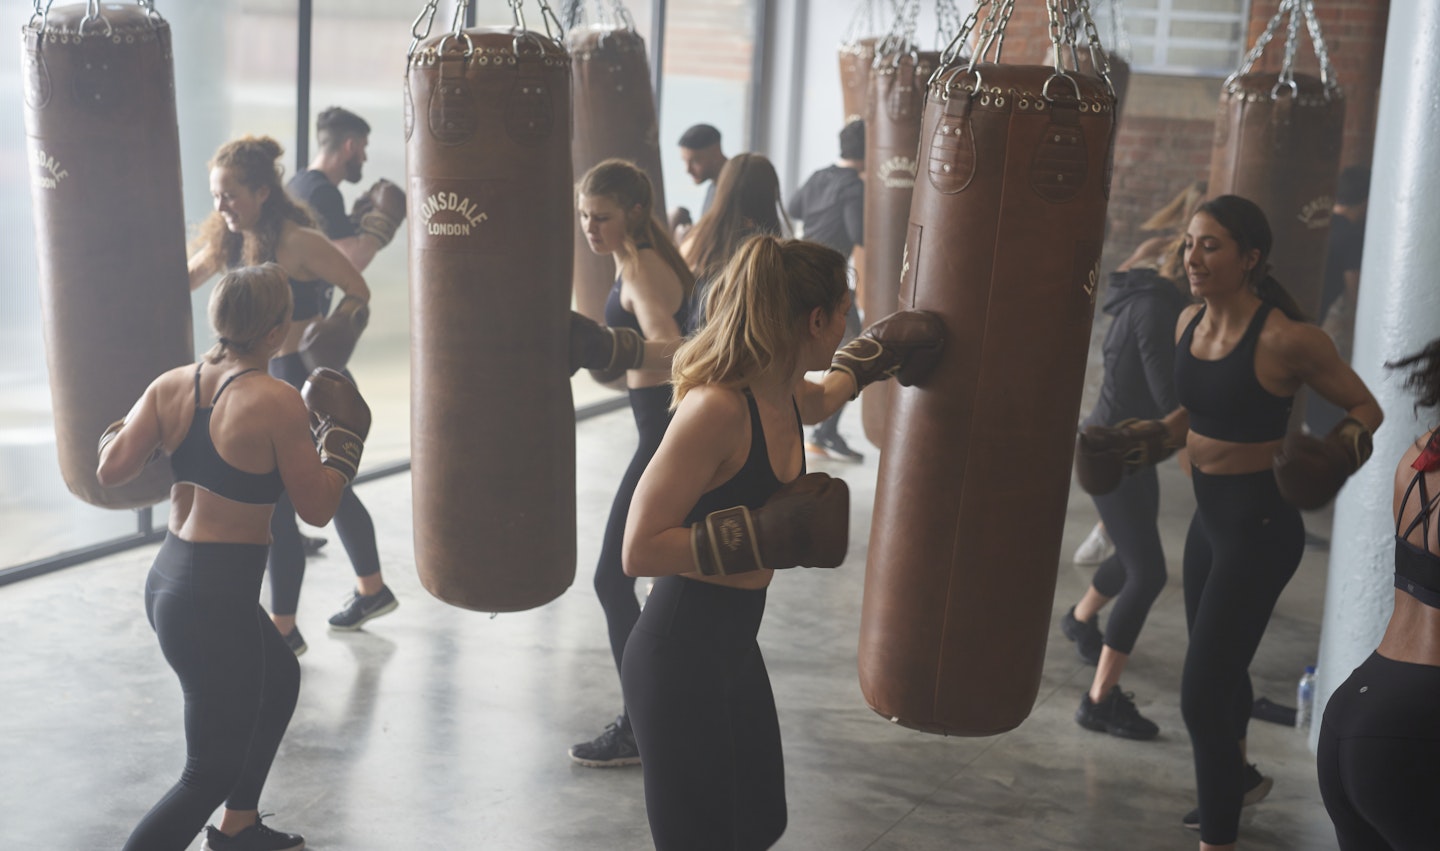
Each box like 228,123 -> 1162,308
1124,0 -> 1253,77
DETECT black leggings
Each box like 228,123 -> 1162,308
621,576 -> 786,850
267,352 -> 380,616
595,385 -> 672,679
1181,468 -> 1304,845
124,535 -> 301,851
1088,464 -> 1168,654
1318,651 -> 1440,850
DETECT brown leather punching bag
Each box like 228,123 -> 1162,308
858,62 -> 1115,735
839,37 -> 877,125
569,23 -> 664,323
406,23 -> 576,612
859,48 -> 939,449
21,3 -> 191,509
1207,72 -> 1344,320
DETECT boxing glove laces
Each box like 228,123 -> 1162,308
301,367 -> 372,484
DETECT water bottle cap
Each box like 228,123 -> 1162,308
1304,665 -> 1316,674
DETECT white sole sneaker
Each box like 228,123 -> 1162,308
1073,523 -> 1114,565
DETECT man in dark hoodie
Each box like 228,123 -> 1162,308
1059,232 -> 1193,741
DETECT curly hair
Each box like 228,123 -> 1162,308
190,136 -> 315,271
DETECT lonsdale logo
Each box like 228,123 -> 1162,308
420,190 -> 488,236
717,516 -> 746,552
877,155 -> 917,189
31,147 -> 68,190
1297,195 -> 1334,230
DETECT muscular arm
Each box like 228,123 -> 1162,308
97,377 -> 169,488
188,245 -> 220,292
270,388 -> 349,526
794,372 -> 856,425
291,228 -> 372,303
623,387 -> 746,577
1277,320 -> 1384,433
626,254 -> 685,346
332,234 -> 381,272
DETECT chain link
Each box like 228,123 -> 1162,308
1074,0 -> 1114,99
1301,0 -> 1337,94
935,0 -> 964,49
1227,0 -> 1336,99
876,0 -> 920,63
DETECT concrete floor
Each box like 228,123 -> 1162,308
0,401 -> 1341,850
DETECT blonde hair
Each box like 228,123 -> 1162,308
190,136 -> 316,270
683,153 -> 791,281
1142,179 -> 1207,232
578,159 -> 695,300
204,263 -> 293,364
671,235 -> 848,406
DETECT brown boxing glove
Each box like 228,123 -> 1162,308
98,418 -> 162,466
829,309 -> 945,400
1273,417 -> 1373,510
690,473 -> 849,576
351,179 -> 406,248
299,295 -> 370,372
1074,418 -> 1178,496
568,311 -> 644,382
301,367 -> 372,483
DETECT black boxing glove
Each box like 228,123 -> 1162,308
830,309 -> 945,400
568,311 -> 644,382
1273,417 -> 1373,510
1074,418 -> 1178,496
690,473 -> 849,576
301,367 -> 372,483
299,295 -> 370,372
350,179 -> 406,248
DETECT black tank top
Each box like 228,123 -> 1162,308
1174,303 -> 1293,442
290,277 -> 334,321
1395,450 -> 1440,609
603,245 -> 691,336
684,389 -> 804,525
170,364 -> 284,505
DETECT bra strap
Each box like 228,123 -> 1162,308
211,368 -> 259,405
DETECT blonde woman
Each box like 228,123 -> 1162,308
104,264 -> 369,850
620,235 -> 942,849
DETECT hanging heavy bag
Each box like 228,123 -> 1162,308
858,2 -> 1118,736
22,2 -> 192,509
406,0 -> 576,612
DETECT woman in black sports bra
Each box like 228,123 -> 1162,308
619,235 -> 943,849
189,136 -> 393,655
1318,338 -> 1440,849
1088,195 -> 1382,848
567,159 -> 697,768
100,265 -> 361,851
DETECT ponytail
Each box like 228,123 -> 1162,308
1253,272 -> 1306,321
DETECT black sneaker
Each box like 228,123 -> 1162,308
327,585 -> 399,631
1075,686 -> 1159,740
203,816 -> 304,851
1060,606 -> 1103,665
569,716 -> 641,768
818,433 -> 864,463
1182,763 -> 1273,829
281,628 -> 307,657
301,535 -> 328,555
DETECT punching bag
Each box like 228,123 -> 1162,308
1208,0 -> 1344,322
21,3 -> 191,509
406,16 -> 576,612
859,48 -> 939,449
859,58 -> 1116,735
839,37 -> 877,125
569,18 -> 664,323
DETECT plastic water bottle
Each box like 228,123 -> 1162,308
1296,665 -> 1317,734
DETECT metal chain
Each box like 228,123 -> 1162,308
935,0 -> 964,48
408,0 -> 442,61
1074,0 -> 1115,98
1277,0 -> 1302,90
877,0 -> 919,61
1228,0 -> 1293,90
935,0 -> 982,74
1301,0 -> 1338,94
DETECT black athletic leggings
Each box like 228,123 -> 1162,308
621,576 -> 786,850
1318,651 -> 1440,850
1181,467 -> 1304,846
123,535 -> 300,851
1088,464 -> 1168,654
267,352 -> 380,616
595,385 -> 672,680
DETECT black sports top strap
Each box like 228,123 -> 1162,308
192,363 -> 204,406
211,368 -> 259,406
1398,471 -> 1440,549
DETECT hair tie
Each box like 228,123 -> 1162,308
217,336 -> 231,346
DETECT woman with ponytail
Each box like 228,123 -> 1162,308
1076,194 -> 1382,847
1317,337 -> 1440,849
102,264 -> 365,850
189,135 -> 395,657
568,159 -> 696,767
619,235 -> 942,849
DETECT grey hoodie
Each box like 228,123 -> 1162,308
1083,268 -> 1194,429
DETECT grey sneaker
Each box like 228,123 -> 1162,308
328,585 -> 398,631
1182,763 -> 1273,829
569,716 -> 641,768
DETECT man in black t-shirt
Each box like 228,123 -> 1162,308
1309,166 -> 1369,435
789,120 -> 867,461
673,124 -> 728,235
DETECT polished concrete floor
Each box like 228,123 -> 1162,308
0,399 -> 1342,850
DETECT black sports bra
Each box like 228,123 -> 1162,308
290,277 -> 334,321
684,389 -> 803,525
1395,445 -> 1440,609
170,365 -> 284,505
1174,304 -> 1294,443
